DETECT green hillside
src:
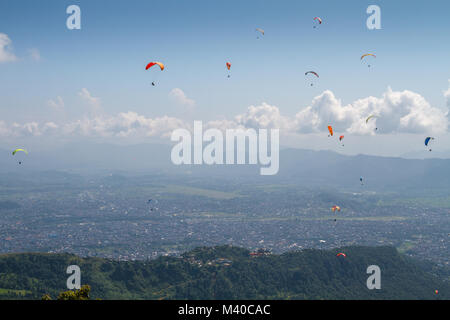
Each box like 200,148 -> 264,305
0,246 -> 447,300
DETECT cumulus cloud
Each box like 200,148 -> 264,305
61,112 -> 188,139
235,102 -> 293,130
444,80 -> 450,108
0,33 -> 17,63
47,96 -> 65,111
1,87 -> 448,140
169,88 -> 195,108
79,88 -> 101,112
209,88 -> 448,136
0,121 -> 58,137
292,88 -> 447,135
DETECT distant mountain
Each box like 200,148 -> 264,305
2,143 -> 450,192
401,149 -> 450,160
0,143 -> 173,174
0,246 -> 448,300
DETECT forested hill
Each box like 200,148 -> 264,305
0,246 -> 448,300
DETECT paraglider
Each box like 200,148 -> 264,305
331,205 -> 341,213
145,62 -> 164,71
361,53 -> 376,67
145,61 -> 164,86
339,135 -> 344,146
305,71 -> 319,86
226,62 -> 231,78
336,253 -> 346,257
366,115 -> 378,131
313,17 -> 322,28
12,148 -> 28,165
435,290 -> 439,295
360,176 -> 364,185
255,28 -> 264,39
425,137 -> 434,151
327,125 -> 333,137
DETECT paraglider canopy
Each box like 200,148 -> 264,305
145,62 -> 164,70
226,62 -> 231,70
305,71 -> 319,78
339,135 -> 344,141
12,148 -> 28,155
313,17 -> 322,28
425,137 -> 434,146
361,53 -> 376,60
331,205 -> 341,212
365,115 -> 378,123
336,253 -> 346,257
255,28 -> 264,36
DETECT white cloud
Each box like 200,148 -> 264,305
444,80 -> 450,108
292,88 -> 448,135
79,88 -> 101,112
169,88 -> 195,108
61,112 -> 188,139
208,88 -> 448,136
1,87 -> 447,140
0,121 -> 9,136
28,48 -> 41,61
47,96 -> 64,111
235,102 -> 292,130
0,33 -> 17,63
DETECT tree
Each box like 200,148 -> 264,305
42,284 -> 91,300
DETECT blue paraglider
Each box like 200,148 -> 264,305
425,137 -> 434,152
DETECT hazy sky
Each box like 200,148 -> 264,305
0,0 -> 449,157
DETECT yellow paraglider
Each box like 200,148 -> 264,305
12,148 -> 28,156
366,115 -> 379,131
361,53 -> 376,60
12,148 -> 28,165
361,54 -> 376,67
331,205 -> 341,213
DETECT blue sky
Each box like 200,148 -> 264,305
0,0 -> 449,156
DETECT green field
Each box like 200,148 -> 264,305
0,288 -> 31,296
162,185 -> 240,200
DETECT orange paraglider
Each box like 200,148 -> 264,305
145,62 -> 164,71
331,205 -> 341,213
336,253 -> 346,257
328,126 -> 333,137
145,61 -> 164,86
226,62 -> 231,78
